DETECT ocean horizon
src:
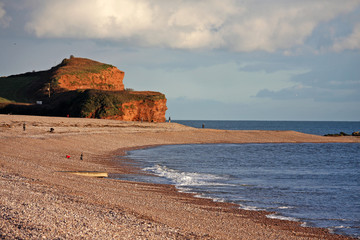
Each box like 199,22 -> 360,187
173,120 -> 360,136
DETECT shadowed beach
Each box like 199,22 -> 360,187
1,114 -> 359,239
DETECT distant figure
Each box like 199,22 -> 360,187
50,128 -> 54,133
80,153 -> 83,161
202,123 -> 205,128
67,114 -> 70,118
141,118 -> 143,123
168,117 -> 171,123
23,123 -> 26,131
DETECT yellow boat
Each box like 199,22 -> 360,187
67,171 -> 108,178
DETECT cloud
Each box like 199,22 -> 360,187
256,84 -> 360,102
255,49 -> 360,102
238,61 -> 302,73
332,23 -> 360,51
0,2 -> 11,27
256,71 -> 360,102
24,0 -> 360,52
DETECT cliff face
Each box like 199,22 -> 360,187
57,67 -> 125,91
119,98 -> 167,122
52,57 -> 125,91
52,57 -> 167,122
75,90 -> 167,123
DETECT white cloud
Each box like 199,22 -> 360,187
25,0 -> 360,52
0,2 -> 11,27
332,23 -> 360,51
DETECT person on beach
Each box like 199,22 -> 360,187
23,123 -> 26,131
80,153 -> 83,160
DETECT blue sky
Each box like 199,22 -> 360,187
0,0 -> 359,121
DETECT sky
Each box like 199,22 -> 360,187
0,0 -> 359,121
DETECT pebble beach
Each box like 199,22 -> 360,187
1,114 -> 359,239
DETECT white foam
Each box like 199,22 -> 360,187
177,187 -> 193,193
301,222 -> 308,227
266,214 -> 299,222
327,225 -> 352,234
143,164 -> 231,203
240,205 -> 265,211
192,193 -> 225,202
334,225 -> 347,229
213,198 -> 226,203
278,206 -> 294,209
143,164 -> 231,187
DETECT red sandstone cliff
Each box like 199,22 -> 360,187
93,92 -> 167,122
52,57 -> 167,122
118,93 -> 167,122
121,98 -> 167,122
0,57 -> 167,122
53,57 -> 125,91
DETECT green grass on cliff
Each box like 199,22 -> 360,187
51,57 -> 114,86
0,75 -> 38,103
64,58 -> 112,72
70,90 -> 165,118
76,90 -> 123,118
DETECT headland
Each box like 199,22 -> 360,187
0,57 -> 167,122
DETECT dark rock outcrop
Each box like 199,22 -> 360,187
352,131 -> 360,136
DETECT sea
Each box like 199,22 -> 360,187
115,121 -> 360,238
